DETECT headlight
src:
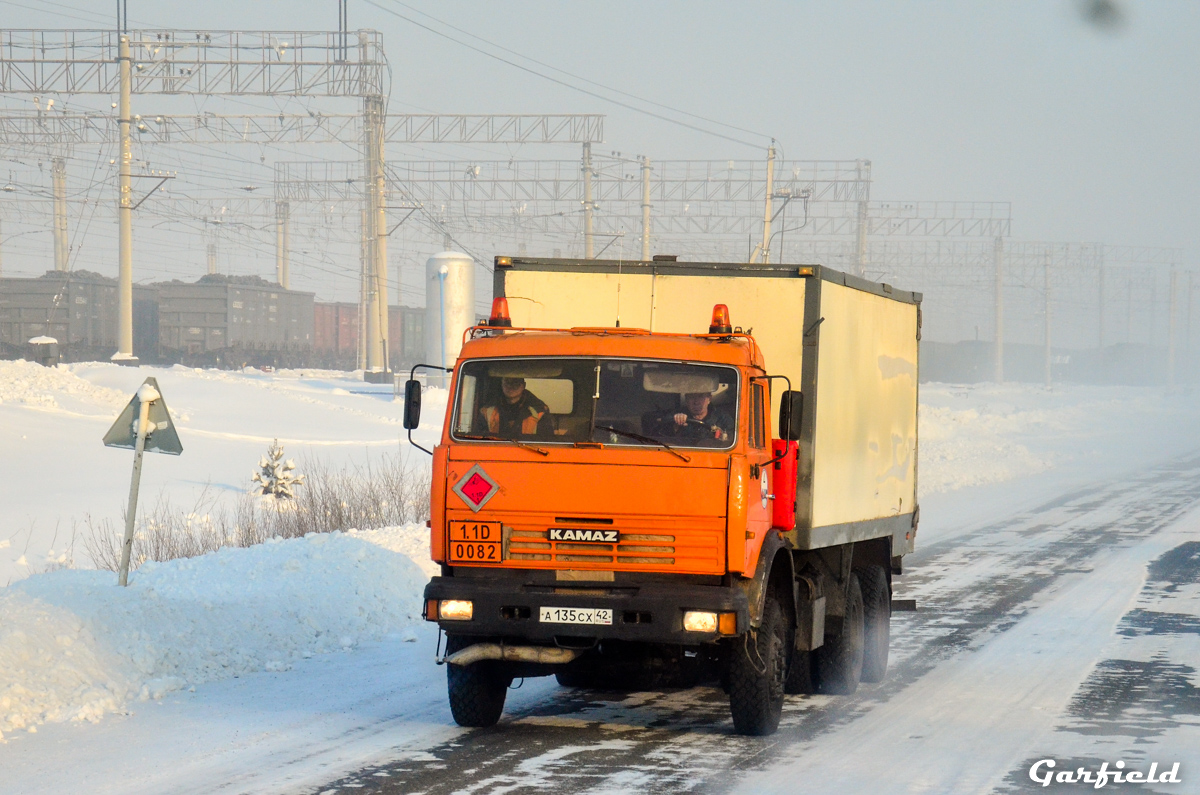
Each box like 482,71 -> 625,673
438,599 -> 474,621
683,610 -> 738,634
683,610 -> 718,633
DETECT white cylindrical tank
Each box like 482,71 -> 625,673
425,251 -> 476,386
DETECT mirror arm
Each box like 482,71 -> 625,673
752,373 -> 793,393
762,449 -> 788,469
408,427 -> 432,457
405,363 -> 452,456
754,374 -> 800,445
761,425 -> 797,469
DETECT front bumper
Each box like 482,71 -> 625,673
424,574 -> 749,645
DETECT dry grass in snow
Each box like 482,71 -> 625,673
83,453 -> 430,572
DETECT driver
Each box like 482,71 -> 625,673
479,377 -> 552,438
648,390 -> 734,445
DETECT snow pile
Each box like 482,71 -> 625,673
0,359 -> 128,411
920,386 -> 1057,493
348,524 -> 438,579
0,592 -> 133,735
919,383 -> 1200,495
0,531 -> 429,740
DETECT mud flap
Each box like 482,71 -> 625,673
795,596 -> 826,651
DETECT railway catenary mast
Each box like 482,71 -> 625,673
0,28 -> 388,363
0,109 -> 604,370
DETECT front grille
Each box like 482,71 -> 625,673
507,527 -> 676,566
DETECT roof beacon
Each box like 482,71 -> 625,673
487,297 -> 513,328
709,304 -> 733,335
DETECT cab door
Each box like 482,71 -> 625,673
743,379 -> 775,572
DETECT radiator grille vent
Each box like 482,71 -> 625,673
507,527 -> 676,566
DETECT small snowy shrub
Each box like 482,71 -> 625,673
251,439 -> 306,500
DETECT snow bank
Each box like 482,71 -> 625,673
348,524 -> 438,579
919,383 -> 1200,495
0,531 -> 429,740
0,359 -> 127,411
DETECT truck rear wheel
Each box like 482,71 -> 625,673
858,564 -> 890,683
445,635 -> 511,728
728,591 -> 792,736
812,572 -> 864,695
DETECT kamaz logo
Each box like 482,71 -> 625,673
549,528 -> 619,543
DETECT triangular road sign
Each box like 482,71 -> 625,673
103,377 -> 183,455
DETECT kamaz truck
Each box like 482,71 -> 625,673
403,256 -> 921,735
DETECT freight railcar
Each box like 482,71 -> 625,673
1,272 -> 425,372
155,274 -> 314,367
0,270 -> 158,362
312,301 -> 425,372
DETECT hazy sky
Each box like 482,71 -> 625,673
2,0 -> 1197,269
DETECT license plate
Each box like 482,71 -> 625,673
448,521 -> 501,563
539,606 -> 613,626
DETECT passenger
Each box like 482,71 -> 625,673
647,390 -> 734,445
479,377 -> 553,438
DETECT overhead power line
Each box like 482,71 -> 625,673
360,0 -> 768,150
383,0 -> 771,143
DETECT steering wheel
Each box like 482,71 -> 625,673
682,418 -> 727,442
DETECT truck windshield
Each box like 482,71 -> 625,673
451,358 -> 738,450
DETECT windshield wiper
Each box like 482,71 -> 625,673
593,425 -> 691,463
457,434 -> 549,457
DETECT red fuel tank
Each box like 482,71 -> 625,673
771,440 -> 798,530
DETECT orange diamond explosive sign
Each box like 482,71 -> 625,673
452,464 -> 499,512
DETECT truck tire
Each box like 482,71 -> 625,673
728,590 -> 792,736
858,564 -> 890,683
812,572 -> 864,695
445,635 -> 511,728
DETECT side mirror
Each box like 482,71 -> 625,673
402,380 -> 422,430
778,390 -> 803,441
404,363 -> 451,455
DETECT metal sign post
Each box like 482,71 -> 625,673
103,377 -> 183,585
117,384 -> 154,585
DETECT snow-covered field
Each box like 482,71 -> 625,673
918,381 -> 1200,494
0,360 -> 446,585
2,359 -> 1199,793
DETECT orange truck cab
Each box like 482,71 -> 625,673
405,256 -> 921,736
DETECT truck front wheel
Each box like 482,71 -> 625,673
728,590 -> 792,736
812,571 -> 864,695
445,635 -> 511,727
